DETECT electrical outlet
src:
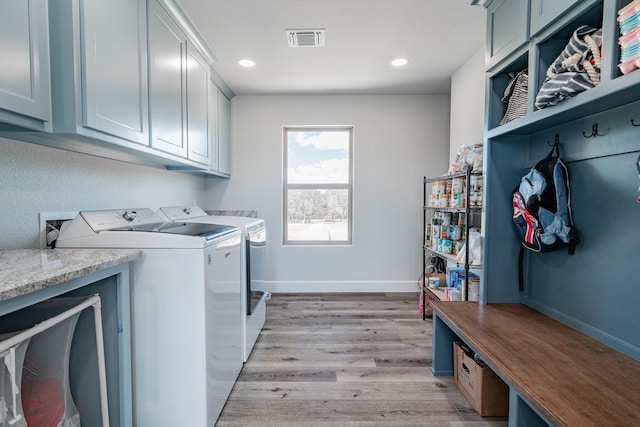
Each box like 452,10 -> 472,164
39,212 -> 78,249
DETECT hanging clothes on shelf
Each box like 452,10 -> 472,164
535,25 -> 603,109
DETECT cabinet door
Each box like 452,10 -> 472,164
0,0 -> 51,126
217,91 -> 231,175
486,0 -> 529,69
81,0 -> 148,145
186,42 -> 210,165
529,0 -> 581,36
148,0 -> 187,157
208,83 -> 219,172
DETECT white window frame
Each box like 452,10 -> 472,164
283,126 -> 353,245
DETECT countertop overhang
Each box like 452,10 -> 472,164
0,249 -> 142,302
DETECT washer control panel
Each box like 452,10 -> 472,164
157,205 -> 208,221
79,208 -> 164,232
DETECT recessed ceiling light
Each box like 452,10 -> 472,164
238,59 -> 255,68
391,58 -> 409,67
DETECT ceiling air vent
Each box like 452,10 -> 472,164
286,29 -> 325,47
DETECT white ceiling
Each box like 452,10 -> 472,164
177,0 -> 486,96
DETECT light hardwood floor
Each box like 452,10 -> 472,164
215,293 -> 508,427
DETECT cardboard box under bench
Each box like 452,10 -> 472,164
453,341 -> 509,417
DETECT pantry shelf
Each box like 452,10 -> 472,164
421,165 -> 483,320
424,207 -> 482,214
423,246 -> 484,269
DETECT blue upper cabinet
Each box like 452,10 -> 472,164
185,42 -> 211,166
148,0 -> 213,167
80,0 -> 149,145
485,0 -> 530,70
148,0 -> 188,158
0,0 -> 232,175
217,90 -> 231,176
207,81 -> 231,176
0,0 -> 52,131
48,0 -> 149,145
530,0 -> 581,37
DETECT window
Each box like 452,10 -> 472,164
283,127 -> 353,245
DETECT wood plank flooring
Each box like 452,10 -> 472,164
215,293 -> 508,427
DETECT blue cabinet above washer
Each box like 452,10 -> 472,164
48,0 -> 149,146
0,0 -> 51,131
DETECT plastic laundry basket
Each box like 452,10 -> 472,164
0,296 -> 109,427
21,310 -> 81,427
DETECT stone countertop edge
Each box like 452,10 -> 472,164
0,249 -> 142,302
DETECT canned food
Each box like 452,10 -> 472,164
451,225 -> 462,241
441,239 -> 452,254
470,175 -> 480,192
451,193 -> 463,208
431,225 -> 441,241
441,212 -> 452,226
451,178 -> 464,194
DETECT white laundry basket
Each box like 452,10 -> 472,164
0,295 -> 109,427
21,309 -> 81,427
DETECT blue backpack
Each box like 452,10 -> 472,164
512,142 -> 579,290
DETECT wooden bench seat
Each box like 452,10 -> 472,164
430,302 -> 640,427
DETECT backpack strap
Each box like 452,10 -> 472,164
568,226 -> 579,255
518,245 -> 525,291
546,142 -> 560,159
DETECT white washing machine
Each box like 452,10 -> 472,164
56,208 -> 242,426
157,206 -> 268,362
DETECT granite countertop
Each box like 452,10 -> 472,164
0,249 -> 142,302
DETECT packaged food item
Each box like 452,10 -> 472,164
451,178 -> 464,194
470,175 -> 480,191
441,239 -> 452,254
425,224 -> 431,246
451,193 -> 464,208
441,212 -> 452,226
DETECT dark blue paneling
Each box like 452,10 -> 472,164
484,135 -> 530,303
519,103 -> 640,360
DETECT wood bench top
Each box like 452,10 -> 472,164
431,302 -> 640,427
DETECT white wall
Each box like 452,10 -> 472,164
0,137 -> 207,249
449,47 -> 485,163
205,95 -> 450,292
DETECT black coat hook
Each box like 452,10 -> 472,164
547,133 -> 560,146
631,119 -> 640,127
583,123 -> 605,138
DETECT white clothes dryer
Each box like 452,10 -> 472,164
157,206 -> 268,362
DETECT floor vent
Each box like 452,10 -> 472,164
286,29 -> 325,47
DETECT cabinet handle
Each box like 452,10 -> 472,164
225,251 -> 231,258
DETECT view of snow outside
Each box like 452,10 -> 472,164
286,129 -> 351,242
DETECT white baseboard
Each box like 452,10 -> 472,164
258,280 -> 418,293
